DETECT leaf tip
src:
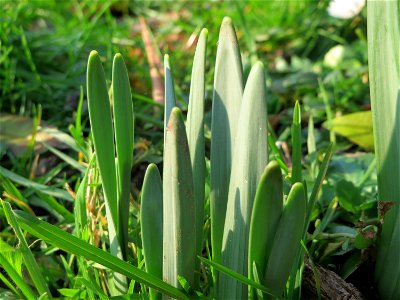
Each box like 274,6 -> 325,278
200,28 -> 208,38
294,100 -> 301,125
222,16 -> 232,26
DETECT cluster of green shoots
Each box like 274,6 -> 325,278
3,7 -> 399,299
1,17 -> 334,300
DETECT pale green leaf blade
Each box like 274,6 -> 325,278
112,53 -> 134,259
164,54 -> 176,144
248,161 -> 283,298
219,62 -> 268,298
264,183 -> 306,296
210,17 -> 244,266
141,164 -> 163,300
186,28 -> 208,286
163,108 -> 196,288
86,50 -> 118,226
13,210 -> 188,299
367,1 -> 400,298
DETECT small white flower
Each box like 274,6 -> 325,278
327,0 -> 366,19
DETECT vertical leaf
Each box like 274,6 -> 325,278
367,1 -> 400,299
264,183 -> 306,296
112,53 -> 134,259
163,108 -> 196,289
86,51 -> 118,229
248,161 -> 283,298
219,62 -> 268,299
291,101 -> 302,183
141,164 -> 163,300
164,54 -> 176,144
210,17 -> 244,267
87,51 -> 126,294
186,28 -> 208,287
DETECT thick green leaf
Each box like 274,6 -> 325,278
210,17 -> 244,266
141,163 -> 163,300
368,2 -> 400,298
86,50 -> 118,227
87,51 -> 125,294
163,108 -> 196,288
248,161 -> 283,298
186,28 -> 207,287
112,53 -> 134,259
219,62 -> 268,299
323,111 -> 374,150
13,210 -> 188,299
264,183 -> 306,296
2,201 -> 51,297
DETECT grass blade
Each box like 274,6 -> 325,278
368,2 -> 400,298
12,209 -> 188,299
163,108 -> 196,288
41,141 -> 86,173
186,28 -> 208,287
141,163 -> 163,299
210,17 -> 244,266
1,200 -> 51,298
112,53 -> 134,259
306,143 -> 333,228
0,166 -> 73,201
198,256 -> 279,299
0,252 -> 37,300
291,101 -> 302,183
219,62 -> 268,299
248,161 -> 283,298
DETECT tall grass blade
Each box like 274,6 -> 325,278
264,183 -> 306,296
291,101 -> 302,183
248,161 -> 283,298
112,53 -> 134,259
219,62 -> 268,299
210,17 -> 244,266
367,1 -> 400,298
13,210 -> 189,299
186,28 -> 208,287
163,108 -> 196,289
1,200 -> 51,298
141,163 -> 163,299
